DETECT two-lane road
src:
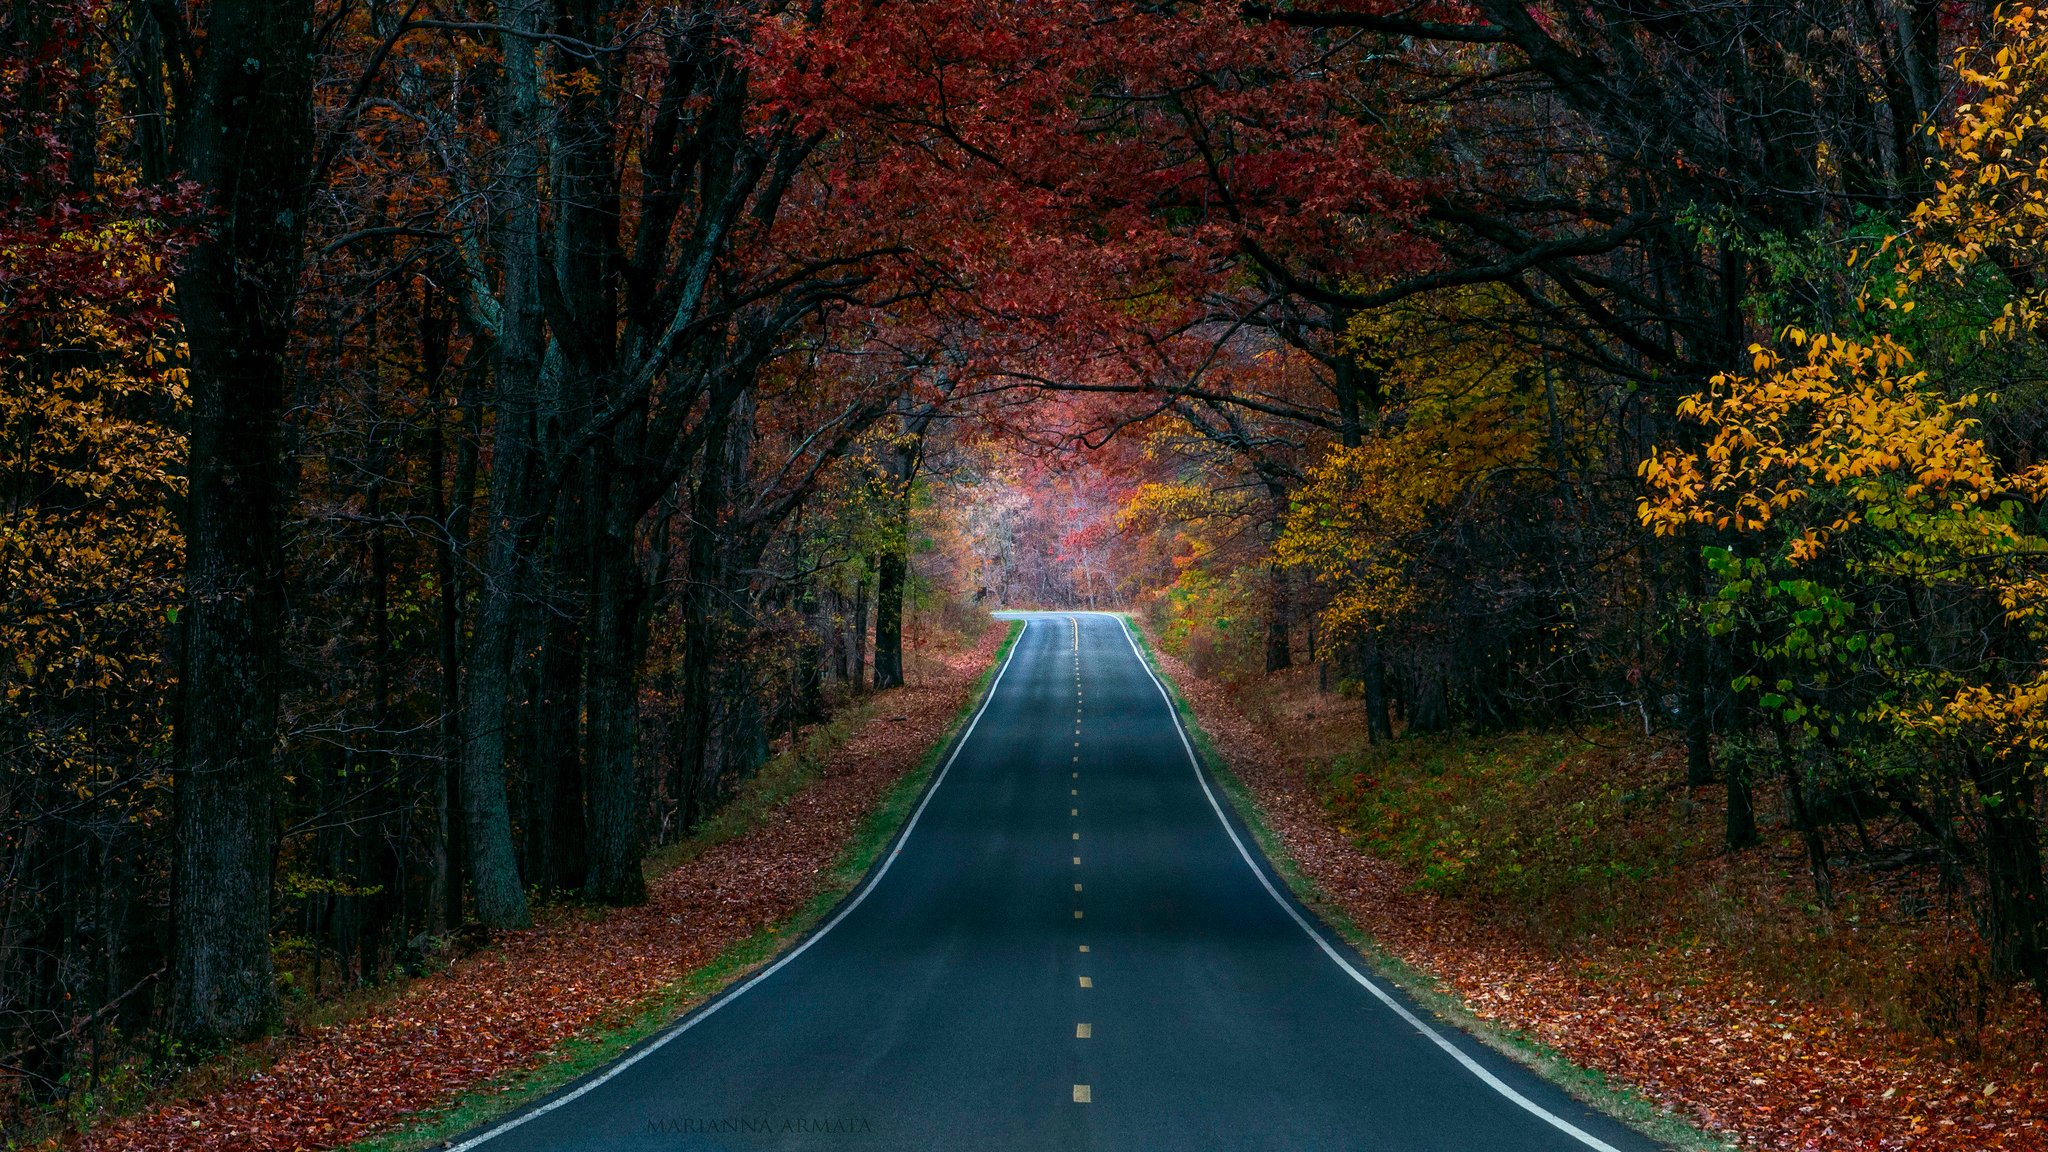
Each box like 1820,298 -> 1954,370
454,613 -> 1662,1151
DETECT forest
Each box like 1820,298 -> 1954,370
7,0 -> 2048,1146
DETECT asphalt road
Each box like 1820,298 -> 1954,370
455,613 -> 1665,1152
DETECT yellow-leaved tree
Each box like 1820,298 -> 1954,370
1640,6 -> 2048,987
1277,290 -> 1558,733
0,218 -> 187,1052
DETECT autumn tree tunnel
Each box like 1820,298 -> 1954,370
10,2 -> 2048,1146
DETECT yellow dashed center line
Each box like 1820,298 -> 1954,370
1078,976 -> 1092,987
1076,1023 -> 1092,1038
1073,1084 -> 1091,1103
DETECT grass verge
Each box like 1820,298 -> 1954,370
347,621 -> 1022,1152
1117,616 -> 1729,1152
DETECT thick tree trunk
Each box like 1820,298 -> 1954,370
871,406 -> 935,692
794,548 -> 824,725
457,406 -> 536,926
1974,755 -> 2048,998
1360,636 -> 1394,743
458,11 -> 547,930
825,584 -> 852,682
166,0 -> 314,1047
524,594 -> 587,893
583,505 -> 648,906
873,549 -> 907,691
671,398 -> 740,833
1264,562 -> 1292,673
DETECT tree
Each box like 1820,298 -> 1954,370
162,0 -> 318,1047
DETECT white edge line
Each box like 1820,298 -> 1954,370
449,619 -> 1033,1151
1098,611 -> 1628,1152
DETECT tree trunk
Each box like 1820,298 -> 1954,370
165,0 -> 315,1048
872,400 -> 936,693
458,10 -> 547,930
583,504 -> 648,906
1682,544 -> 1717,788
1974,754 -> 2048,998
1264,562 -> 1292,673
1684,655 -> 1716,787
1725,750 -> 1759,850
873,549 -> 907,691
1778,747 -> 1834,909
524,593 -> 587,893
1408,662 -> 1449,734
851,560 -> 872,690
795,546 -> 824,724
671,406 -> 734,835
1361,636 -> 1394,743
423,292 -> 468,930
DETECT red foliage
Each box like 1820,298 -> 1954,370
757,0 -> 1425,444
0,1 -> 193,353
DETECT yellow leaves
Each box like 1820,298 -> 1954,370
1888,674 -> 2048,763
1638,330 -> 2016,567
1910,9 -> 2048,335
1,221 -> 184,788
1284,300 -> 1552,637
1116,480 -> 1245,533
1788,529 -> 1829,564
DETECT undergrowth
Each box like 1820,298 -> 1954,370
1244,682 -> 2048,1069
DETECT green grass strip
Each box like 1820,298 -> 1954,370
351,621 -> 1023,1152
1116,616 -> 1730,1152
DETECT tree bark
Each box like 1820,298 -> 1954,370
165,0 -> 315,1048
524,587 -> 587,893
458,8 -> 547,930
851,560 -> 872,690
671,396 -> 742,832
583,485 -> 649,905
423,293 -> 467,930
1360,636 -> 1394,743
872,549 -> 908,691
1264,562 -> 1292,673
1974,754 -> 2048,998
1725,751 -> 1759,850
1408,661 -> 1449,734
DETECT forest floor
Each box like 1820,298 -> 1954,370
59,622 -> 1011,1152
1144,641 -> 2048,1152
